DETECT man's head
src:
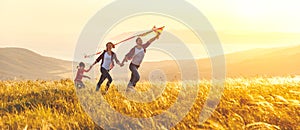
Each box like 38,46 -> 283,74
136,37 -> 143,46
106,42 -> 115,51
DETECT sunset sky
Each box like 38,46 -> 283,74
0,0 -> 300,61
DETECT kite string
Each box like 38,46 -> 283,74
84,26 -> 164,58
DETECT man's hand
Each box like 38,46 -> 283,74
155,32 -> 161,39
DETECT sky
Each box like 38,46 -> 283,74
0,0 -> 300,61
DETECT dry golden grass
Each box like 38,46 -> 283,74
0,77 -> 299,129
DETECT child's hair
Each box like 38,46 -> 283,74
79,62 -> 85,68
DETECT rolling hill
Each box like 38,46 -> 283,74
223,45 -> 300,77
0,45 -> 299,80
135,45 -> 300,80
0,48 -> 72,80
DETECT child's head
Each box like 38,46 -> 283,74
79,62 -> 85,69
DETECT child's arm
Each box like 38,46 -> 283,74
83,75 -> 91,79
84,65 -> 93,72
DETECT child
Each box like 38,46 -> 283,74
74,62 -> 92,88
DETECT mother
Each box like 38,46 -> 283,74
90,42 -> 122,93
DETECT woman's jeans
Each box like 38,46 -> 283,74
96,67 -> 112,91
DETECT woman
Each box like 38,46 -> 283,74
91,42 -> 122,93
121,33 -> 161,91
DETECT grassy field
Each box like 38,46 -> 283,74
0,77 -> 299,129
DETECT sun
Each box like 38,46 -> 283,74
235,0 -> 268,19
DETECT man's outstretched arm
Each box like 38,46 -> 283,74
142,33 -> 161,49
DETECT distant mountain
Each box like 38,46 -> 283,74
225,45 -> 300,77
0,48 -> 72,80
1,46 -> 299,80
114,45 -> 300,80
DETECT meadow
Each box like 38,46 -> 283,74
0,77 -> 299,129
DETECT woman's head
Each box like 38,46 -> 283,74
136,37 -> 143,46
106,42 -> 115,51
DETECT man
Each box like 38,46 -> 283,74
121,33 -> 161,91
